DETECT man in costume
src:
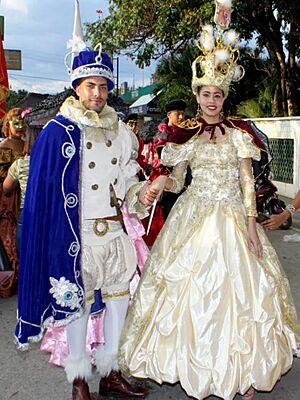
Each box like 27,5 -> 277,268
156,99 -> 189,219
263,190 -> 300,230
164,99 -> 187,128
15,44 -> 151,399
141,99 -> 189,246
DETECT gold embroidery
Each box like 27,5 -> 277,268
102,289 -> 130,300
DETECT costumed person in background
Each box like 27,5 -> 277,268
156,99 -> 192,219
141,99 -> 189,246
119,1 -> 300,399
162,98 -> 186,128
0,107 -> 26,297
3,109 -> 32,254
262,190 -> 300,230
15,5 -> 153,398
124,113 -> 147,178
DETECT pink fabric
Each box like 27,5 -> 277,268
40,315 -> 105,367
41,205 -> 149,367
122,203 -> 149,273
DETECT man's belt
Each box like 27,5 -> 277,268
93,214 -> 123,237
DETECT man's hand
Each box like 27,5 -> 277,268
262,210 -> 290,230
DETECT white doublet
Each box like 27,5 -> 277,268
81,121 -> 137,219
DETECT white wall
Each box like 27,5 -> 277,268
250,117 -> 300,198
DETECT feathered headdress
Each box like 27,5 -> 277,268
191,0 -> 244,97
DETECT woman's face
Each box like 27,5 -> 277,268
196,86 -> 225,120
9,115 -> 26,139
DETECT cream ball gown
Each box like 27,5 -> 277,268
119,128 -> 300,400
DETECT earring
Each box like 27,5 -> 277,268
196,104 -> 202,119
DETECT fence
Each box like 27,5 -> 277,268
250,117 -> 300,198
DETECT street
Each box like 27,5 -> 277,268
1,224 -> 300,400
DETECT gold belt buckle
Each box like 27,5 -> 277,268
93,218 -> 109,237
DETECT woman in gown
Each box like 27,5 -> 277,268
118,6 -> 300,400
0,108 -> 25,297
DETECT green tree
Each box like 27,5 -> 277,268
234,0 -> 300,115
153,44 -> 199,115
86,0 -> 300,116
6,89 -> 28,110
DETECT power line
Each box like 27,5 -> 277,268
9,73 -> 69,82
23,55 -> 63,65
20,48 -> 65,60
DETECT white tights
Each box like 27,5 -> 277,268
103,296 -> 129,354
66,304 -> 91,359
66,297 -> 129,358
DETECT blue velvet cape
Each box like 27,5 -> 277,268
15,115 -> 103,349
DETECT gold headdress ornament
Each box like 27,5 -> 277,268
191,0 -> 245,97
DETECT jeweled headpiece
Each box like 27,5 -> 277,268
65,0 -> 114,91
65,44 -> 114,91
191,0 -> 244,97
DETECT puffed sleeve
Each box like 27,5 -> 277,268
161,138 -> 195,167
7,158 -> 19,181
231,129 -> 260,217
161,139 -> 194,194
232,129 -> 261,161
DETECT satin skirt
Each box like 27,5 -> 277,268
119,200 -> 300,400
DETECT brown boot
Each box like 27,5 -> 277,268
99,370 -> 147,398
72,378 -> 92,400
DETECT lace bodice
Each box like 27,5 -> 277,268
189,135 -> 242,204
161,128 -> 261,212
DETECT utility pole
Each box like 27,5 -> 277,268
116,57 -> 119,97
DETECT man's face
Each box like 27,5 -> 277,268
75,76 -> 109,113
167,110 -> 185,126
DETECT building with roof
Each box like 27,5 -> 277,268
120,83 -> 163,118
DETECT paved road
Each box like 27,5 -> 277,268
1,224 -> 300,400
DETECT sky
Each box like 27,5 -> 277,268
0,0 -> 157,94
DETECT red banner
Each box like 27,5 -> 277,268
0,33 -> 9,120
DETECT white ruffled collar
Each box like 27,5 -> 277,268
59,96 -> 119,132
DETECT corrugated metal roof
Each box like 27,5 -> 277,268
129,94 -> 154,108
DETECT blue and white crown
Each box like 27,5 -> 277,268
65,43 -> 115,92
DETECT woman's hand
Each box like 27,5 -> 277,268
139,181 -> 156,206
150,175 -> 168,195
139,176 -> 168,206
247,218 -> 263,259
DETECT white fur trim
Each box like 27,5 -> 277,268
64,354 -> 93,383
95,347 -> 119,377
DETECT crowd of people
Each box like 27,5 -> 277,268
1,1 -> 300,400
